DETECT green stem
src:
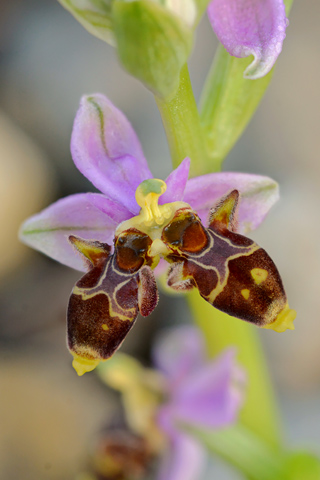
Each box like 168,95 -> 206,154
200,45 -> 274,169
155,64 -> 213,176
199,0 -> 294,168
187,291 -> 281,446
189,424 -> 286,480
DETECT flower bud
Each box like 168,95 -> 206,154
58,0 -> 196,98
112,0 -> 196,99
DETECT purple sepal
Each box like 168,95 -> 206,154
19,193 -> 124,271
71,94 -> 152,213
183,171 -> 279,233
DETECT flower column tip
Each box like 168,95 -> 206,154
135,179 -> 168,226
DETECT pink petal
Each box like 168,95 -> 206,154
152,326 -> 206,390
170,349 -> 245,429
71,94 -> 152,213
19,193 -> 128,271
160,158 -> 190,205
208,0 -> 287,79
183,172 -> 279,233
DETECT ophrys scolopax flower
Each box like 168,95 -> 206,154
20,94 -> 295,375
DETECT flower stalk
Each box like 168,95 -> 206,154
188,424 -> 285,480
199,0 -> 294,169
188,291 -> 281,446
155,64 -> 212,177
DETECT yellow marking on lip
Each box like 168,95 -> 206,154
262,304 -> 296,333
102,324 -> 109,331
206,242 -> 259,304
73,281 -> 136,321
241,289 -> 250,300
251,268 -> 268,285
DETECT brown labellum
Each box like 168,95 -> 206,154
67,229 -> 158,374
163,191 -> 295,331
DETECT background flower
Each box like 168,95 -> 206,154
153,326 -> 245,480
98,325 -> 245,480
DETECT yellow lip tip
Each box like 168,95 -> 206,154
263,304 -> 296,333
71,354 -> 100,376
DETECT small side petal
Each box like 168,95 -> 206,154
160,158 -> 190,205
157,410 -> 204,480
170,349 -> 245,429
207,0 -> 287,79
71,94 -> 152,213
184,172 -> 279,233
152,326 -> 205,389
19,194 -> 122,271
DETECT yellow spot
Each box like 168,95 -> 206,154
102,323 -> 109,331
71,352 -> 101,376
241,289 -> 250,300
251,268 -> 268,285
263,304 -> 296,333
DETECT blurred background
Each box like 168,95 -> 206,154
0,0 -> 319,478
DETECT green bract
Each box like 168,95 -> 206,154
58,0 -> 115,45
112,0 -> 194,99
58,0 -> 196,99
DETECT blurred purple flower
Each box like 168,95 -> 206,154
207,0 -> 288,79
153,326 -> 245,480
98,325 -> 245,480
20,93 -> 279,271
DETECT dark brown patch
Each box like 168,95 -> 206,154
183,261 -> 219,298
213,248 -> 286,325
67,293 -> 136,359
162,210 -> 208,253
76,261 -> 108,288
115,229 -> 153,273
215,228 -> 254,247
115,278 -> 139,310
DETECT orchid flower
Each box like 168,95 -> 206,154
207,0 -> 288,79
98,325 -> 245,480
154,326 -> 245,480
20,94 -> 295,376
